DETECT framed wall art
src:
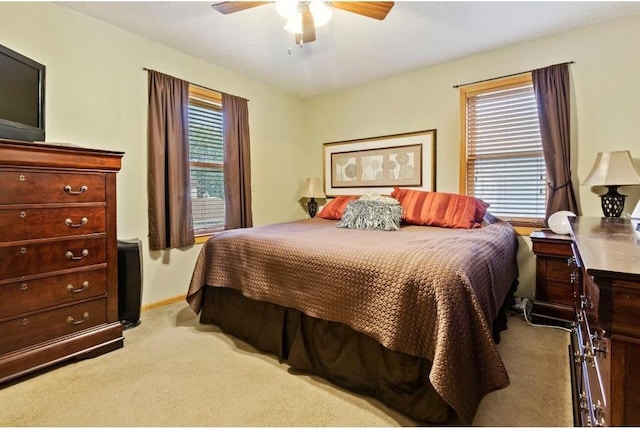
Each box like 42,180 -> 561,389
323,129 -> 436,197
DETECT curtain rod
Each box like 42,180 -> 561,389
142,68 -> 249,102
452,61 -> 575,89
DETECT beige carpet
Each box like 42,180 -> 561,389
0,301 -> 572,426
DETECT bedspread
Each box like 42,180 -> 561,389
187,216 -> 518,423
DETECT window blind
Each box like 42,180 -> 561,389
188,89 -> 224,234
465,81 -> 546,226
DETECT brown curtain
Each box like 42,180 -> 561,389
222,93 -> 253,229
532,64 -> 579,221
147,70 -> 195,250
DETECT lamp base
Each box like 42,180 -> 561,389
307,198 -> 318,218
600,185 -> 626,217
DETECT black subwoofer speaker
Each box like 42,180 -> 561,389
117,238 -> 143,329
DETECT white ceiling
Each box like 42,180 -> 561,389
59,1 -> 640,98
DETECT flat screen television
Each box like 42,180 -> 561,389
0,44 -> 45,142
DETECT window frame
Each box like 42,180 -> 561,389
188,85 -> 224,242
459,73 -> 546,236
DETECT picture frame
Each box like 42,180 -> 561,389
323,129 -> 436,197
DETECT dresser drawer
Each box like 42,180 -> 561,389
575,312 -> 610,426
574,319 -> 599,426
0,268 -> 107,318
544,280 -> 575,307
0,206 -> 106,242
0,171 -> 105,204
544,257 -> 573,282
532,239 -> 573,257
582,274 -> 601,329
0,298 -> 107,355
0,236 -> 106,280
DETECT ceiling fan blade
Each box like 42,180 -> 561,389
295,5 -> 316,45
330,2 -> 394,20
211,1 -> 269,14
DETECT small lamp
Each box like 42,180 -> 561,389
582,150 -> 640,217
301,178 -> 325,217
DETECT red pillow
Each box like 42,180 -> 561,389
317,195 -> 359,220
474,198 -> 490,224
391,187 -> 488,229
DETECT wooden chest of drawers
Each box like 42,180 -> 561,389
0,138 -> 124,383
569,217 -> 640,426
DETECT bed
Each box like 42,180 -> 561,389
186,212 -> 518,424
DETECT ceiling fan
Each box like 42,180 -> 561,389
212,1 -> 395,45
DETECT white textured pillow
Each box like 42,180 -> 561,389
337,198 -> 403,231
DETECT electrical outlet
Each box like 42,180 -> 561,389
511,297 -> 524,312
521,297 -> 533,318
510,297 -> 533,318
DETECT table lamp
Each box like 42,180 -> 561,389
301,178 -> 325,217
582,150 -> 640,217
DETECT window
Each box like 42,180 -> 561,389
460,74 -> 546,230
188,85 -> 224,236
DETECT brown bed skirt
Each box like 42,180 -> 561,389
199,285 -> 514,424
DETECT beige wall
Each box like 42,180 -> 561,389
0,2 -> 307,306
303,14 -> 640,298
3,3 -> 639,305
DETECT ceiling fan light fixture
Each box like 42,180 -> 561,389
276,0 -> 299,19
211,1 -> 394,46
284,11 -> 303,34
309,0 -> 332,27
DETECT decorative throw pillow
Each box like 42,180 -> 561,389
474,198 -> 490,224
337,196 -> 402,231
317,195 -> 359,220
391,187 -> 489,229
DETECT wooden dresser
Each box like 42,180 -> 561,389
569,216 -> 640,426
530,230 -> 576,323
0,138 -> 124,383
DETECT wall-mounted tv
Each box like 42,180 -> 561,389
0,44 -> 45,142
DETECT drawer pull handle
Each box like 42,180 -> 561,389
593,400 -> 606,427
584,348 -> 595,365
65,217 -> 88,228
580,294 -> 592,310
18,175 -> 25,182
20,247 -> 27,255
66,249 -> 89,260
66,281 -> 90,293
21,318 -> 29,326
579,392 -> 588,410
591,332 -> 607,355
67,312 -> 89,325
64,185 -> 88,195
571,323 -> 578,334
20,283 -> 28,291
19,211 -> 26,219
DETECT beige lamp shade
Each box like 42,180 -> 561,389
582,151 -> 640,186
301,178 -> 325,199
582,150 -> 640,217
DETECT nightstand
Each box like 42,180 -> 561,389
529,230 -> 575,323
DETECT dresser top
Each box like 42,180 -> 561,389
530,229 -> 573,242
0,138 -> 123,171
570,216 -> 640,278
